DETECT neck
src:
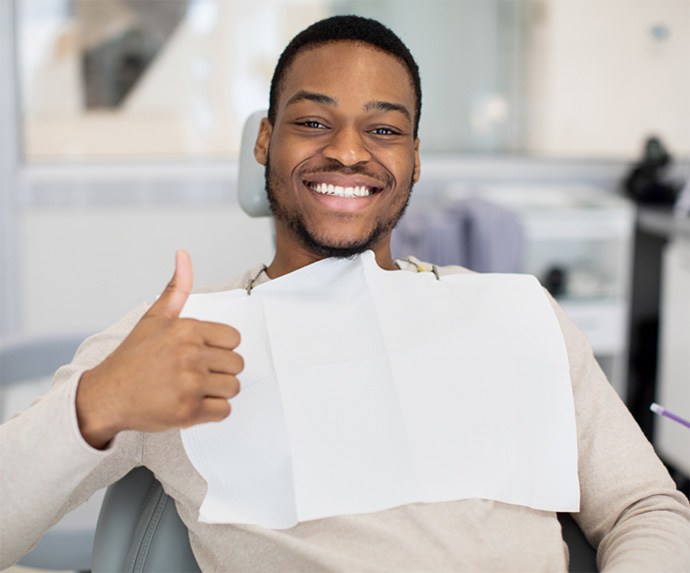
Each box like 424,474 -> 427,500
266,243 -> 397,279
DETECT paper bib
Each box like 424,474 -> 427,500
180,251 -> 579,528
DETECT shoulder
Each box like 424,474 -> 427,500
396,256 -> 474,277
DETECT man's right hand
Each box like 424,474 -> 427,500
76,250 -> 243,449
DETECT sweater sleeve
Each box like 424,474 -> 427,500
0,305 -> 148,568
552,301 -> 690,572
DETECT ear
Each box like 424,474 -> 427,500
254,117 -> 273,166
412,138 -> 421,183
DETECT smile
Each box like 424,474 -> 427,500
309,182 -> 377,198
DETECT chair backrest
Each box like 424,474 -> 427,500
92,466 -> 200,573
237,109 -> 271,218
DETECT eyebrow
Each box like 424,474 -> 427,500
363,100 -> 411,122
286,90 -> 412,122
286,90 -> 336,107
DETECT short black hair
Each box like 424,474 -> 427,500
268,15 -> 422,138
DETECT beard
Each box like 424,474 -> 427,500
264,157 -> 414,259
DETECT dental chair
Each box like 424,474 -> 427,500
91,466 -> 199,573
90,110 -> 598,572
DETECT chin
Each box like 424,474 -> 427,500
299,227 -> 382,259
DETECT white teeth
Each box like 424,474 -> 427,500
312,182 -> 372,197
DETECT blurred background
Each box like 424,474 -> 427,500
1,1 -> 689,569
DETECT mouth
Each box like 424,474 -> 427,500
306,181 -> 383,198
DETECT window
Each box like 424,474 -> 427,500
17,0 -> 690,163
18,0 -> 329,162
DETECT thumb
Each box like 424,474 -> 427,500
148,250 -> 194,318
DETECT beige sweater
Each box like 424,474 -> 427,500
1,261 -> 689,572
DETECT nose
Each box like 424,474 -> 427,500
322,126 -> 371,166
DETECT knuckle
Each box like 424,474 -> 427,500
222,401 -> 232,418
176,318 -> 200,338
183,370 -> 205,392
213,400 -> 232,421
176,394 -> 201,424
232,353 -> 245,374
228,377 -> 241,397
225,326 -> 241,347
178,343 -> 203,369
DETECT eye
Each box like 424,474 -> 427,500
297,120 -> 327,129
370,126 -> 400,136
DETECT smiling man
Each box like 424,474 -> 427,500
2,15 -> 690,573
258,25 -> 421,274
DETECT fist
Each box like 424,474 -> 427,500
77,251 -> 243,448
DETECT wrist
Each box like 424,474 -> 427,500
76,369 -> 122,449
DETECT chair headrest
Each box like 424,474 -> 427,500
238,110 -> 271,217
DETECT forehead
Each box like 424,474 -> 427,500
276,41 -> 416,113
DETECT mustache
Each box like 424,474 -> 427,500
301,162 -> 391,186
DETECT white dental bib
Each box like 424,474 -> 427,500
180,251 -> 579,528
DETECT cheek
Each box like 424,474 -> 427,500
377,143 -> 415,168
384,152 -> 416,187
270,148 -> 313,189
272,130 -> 317,162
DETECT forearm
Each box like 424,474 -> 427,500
597,491 -> 690,572
0,310 -> 146,567
574,378 -> 690,571
0,373 -> 138,567
554,301 -> 690,570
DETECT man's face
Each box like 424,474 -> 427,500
255,41 -> 420,266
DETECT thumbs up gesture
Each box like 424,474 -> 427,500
76,251 -> 243,449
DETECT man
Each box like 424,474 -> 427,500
2,15 -> 689,571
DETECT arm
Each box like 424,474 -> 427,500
0,311 -> 144,567
554,302 -> 690,571
0,251 -> 244,567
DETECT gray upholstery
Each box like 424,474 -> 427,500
559,513 -> 598,572
92,467 -> 200,573
237,109 -> 271,217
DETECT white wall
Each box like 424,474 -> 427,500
527,0 -> 690,157
17,198 -> 274,336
